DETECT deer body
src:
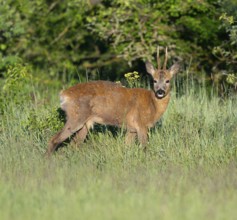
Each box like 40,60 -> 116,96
60,80 -> 170,130
46,47 -> 179,156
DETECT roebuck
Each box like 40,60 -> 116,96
46,47 -> 179,156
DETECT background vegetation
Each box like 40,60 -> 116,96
0,0 -> 236,88
0,0 -> 237,219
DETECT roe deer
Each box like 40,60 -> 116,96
46,47 -> 179,156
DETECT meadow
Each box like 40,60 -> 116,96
0,77 -> 237,220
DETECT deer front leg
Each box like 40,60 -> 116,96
125,131 -> 137,145
137,127 -> 148,149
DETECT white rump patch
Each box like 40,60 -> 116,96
59,93 -> 68,110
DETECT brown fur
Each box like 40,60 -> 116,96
46,48 -> 179,156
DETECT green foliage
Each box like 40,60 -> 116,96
0,0 -> 27,71
23,107 -> 65,136
0,64 -> 33,114
2,64 -> 32,93
0,1 -> 224,70
87,0 -> 220,69
0,0 -> 236,93
212,6 -> 237,91
124,71 -> 140,87
0,0 -> 92,75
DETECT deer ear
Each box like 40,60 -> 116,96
145,62 -> 156,77
169,63 -> 180,77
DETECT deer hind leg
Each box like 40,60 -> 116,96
46,117 -> 86,156
72,125 -> 88,146
72,119 -> 94,147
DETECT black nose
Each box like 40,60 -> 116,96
156,89 -> 165,96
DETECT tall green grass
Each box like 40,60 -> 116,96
0,79 -> 237,220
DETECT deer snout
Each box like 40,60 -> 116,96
155,89 -> 166,98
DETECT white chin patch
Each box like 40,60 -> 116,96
157,94 -> 165,98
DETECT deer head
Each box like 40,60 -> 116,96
145,46 -> 179,99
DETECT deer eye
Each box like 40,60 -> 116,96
166,80 -> 170,83
153,80 -> 157,83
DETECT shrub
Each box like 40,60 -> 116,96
0,63 -> 33,114
22,107 -> 65,137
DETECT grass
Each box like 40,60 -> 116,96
0,79 -> 237,220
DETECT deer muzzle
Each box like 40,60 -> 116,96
156,89 -> 166,98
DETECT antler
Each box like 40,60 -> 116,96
157,46 -> 168,70
157,46 -> 161,70
163,47 -> 168,70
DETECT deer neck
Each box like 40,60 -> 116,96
153,92 -> 171,121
